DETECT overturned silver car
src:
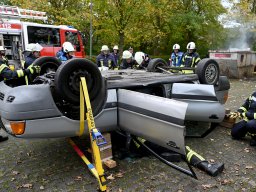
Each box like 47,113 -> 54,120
0,57 -> 230,156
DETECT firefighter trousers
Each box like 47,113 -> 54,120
231,119 -> 256,139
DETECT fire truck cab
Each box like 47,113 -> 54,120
0,5 -> 85,66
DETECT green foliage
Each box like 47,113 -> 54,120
8,0 -> 230,57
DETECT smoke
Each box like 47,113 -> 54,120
228,27 -> 250,50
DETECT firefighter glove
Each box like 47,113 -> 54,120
26,65 -> 41,75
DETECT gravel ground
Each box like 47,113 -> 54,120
1,78 -> 256,192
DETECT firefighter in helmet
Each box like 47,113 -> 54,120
56,42 -> 75,62
169,44 -> 183,67
120,50 -> 138,69
24,43 -> 43,69
96,45 -> 117,70
231,92 -> 256,146
181,42 -> 201,73
0,54 -> 41,142
0,46 -> 8,66
111,45 -> 120,65
134,51 -> 151,69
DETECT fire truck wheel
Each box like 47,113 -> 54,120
54,58 -> 106,104
147,58 -> 168,72
195,58 -> 220,85
33,56 -> 61,75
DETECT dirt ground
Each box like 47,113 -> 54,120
1,78 -> 256,192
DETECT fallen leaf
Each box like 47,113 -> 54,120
209,159 -> 215,163
245,165 -> 253,169
118,188 -> 122,192
220,179 -> 232,185
22,183 -> 33,189
202,184 -> 214,190
115,172 -> 124,178
40,186 -> 44,190
74,176 -> 82,181
107,174 -> 115,180
244,148 -> 250,153
12,171 -> 19,175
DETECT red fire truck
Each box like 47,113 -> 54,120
0,5 -> 85,65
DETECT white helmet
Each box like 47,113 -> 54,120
101,45 -> 109,51
134,52 -> 145,65
26,43 -> 43,52
63,42 -> 75,53
0,46 -> 6,51
122,50 -> 132,59
173,44 -> 180,50
187,42 -> 196,49
113,45 -> 118,50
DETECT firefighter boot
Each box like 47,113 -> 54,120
196,161 -> 224,177
186,146 -> 224,177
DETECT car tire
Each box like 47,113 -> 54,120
54,58 -> 106,104
195,58 -> 220,85
33,56 -> 61,75
214,76 -> 230,91
147,58 -> 168,72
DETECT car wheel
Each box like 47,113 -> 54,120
33,56 -> 61,75
195,58 -> 219,85
147,58 -> 168,72
54,58 -> 105,104
214,76 -> 230,91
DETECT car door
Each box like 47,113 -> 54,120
117,89 -> 188,155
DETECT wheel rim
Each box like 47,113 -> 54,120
68,69 -> 94,95
204,63 -> 218,84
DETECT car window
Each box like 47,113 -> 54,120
65,31 -> 80,51
27,26 -> 60,47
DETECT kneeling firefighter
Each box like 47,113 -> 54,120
231,91 -> 256,146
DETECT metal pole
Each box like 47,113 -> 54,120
89,0 -> 93,59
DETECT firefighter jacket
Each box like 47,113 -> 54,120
111,52 -> 120,65
56,50 -> 74,62
120,59 -> 138,69
24,55 -> 37,69
0,59 -> 25,81
238,92 -> 256,120
170,51 -> 183,67
181,52 -> 200,68
96,53 -> 117,69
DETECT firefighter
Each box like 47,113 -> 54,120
0,58 -> 41,142
128,46 -> 135,58
231,92 -> 256,146
56,42 -> 75,62
134,51 -> 151,69
96,45 -> 117,70
120,50 -> 138,69
169,44 -> 183,67
111,45 -> 120,65
24,43 -> 43,69
0,46 -> 8,66
181,42 -> 201,73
